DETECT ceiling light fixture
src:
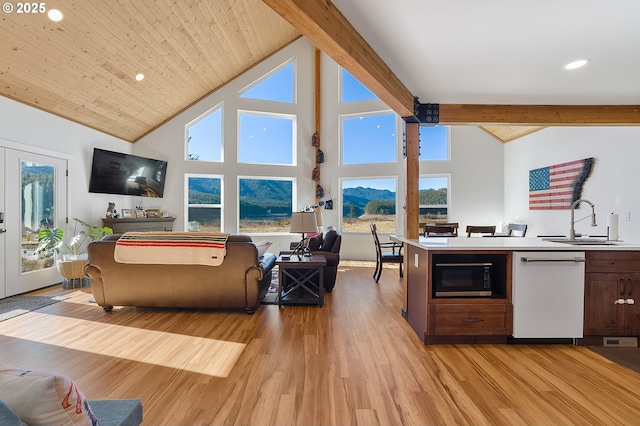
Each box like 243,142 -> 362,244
564,58 -> 590,70
135,73 -> 145,81
47,9 -> 63,22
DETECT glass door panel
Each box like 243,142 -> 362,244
21,161 -> 56,273
5,149 -> 67,296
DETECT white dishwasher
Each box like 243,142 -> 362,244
512,251 -> 585,339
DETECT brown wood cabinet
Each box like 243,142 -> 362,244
584,251 -> 640,336
405,246 -> 513,344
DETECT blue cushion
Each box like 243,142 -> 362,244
88,399 -> 143,426
0,400 -> 25,426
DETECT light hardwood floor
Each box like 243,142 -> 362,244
2,262 -> 640,425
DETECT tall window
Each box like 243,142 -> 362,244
238,177 -> 293,233
21,161 -> 55,272
419,125 -> 449,161
341,112 -> 397,164
186,105 -> 223,161
240,60 -> 295,103
419,176 -> 449,224
185,175 -> 222,232
238,111 -> 295,165
342,178 -> 397,233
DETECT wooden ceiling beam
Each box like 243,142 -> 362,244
262,0 -> 415,117
439,104 -> 640,126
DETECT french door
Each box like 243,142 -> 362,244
1,148 -> 67,297
0,149 -> 5,298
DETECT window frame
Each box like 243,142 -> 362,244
419,125 -> 451,162
237,176 -> 296,235
340,176 -> 398,234
239,57 -> 297,104
237,110 -> 297,166
340,110 -> 398,165
185,103 -> 224,162
184,174 -> 224,232
418,174 -> 451,224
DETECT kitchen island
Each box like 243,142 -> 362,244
391,235 -> 640,345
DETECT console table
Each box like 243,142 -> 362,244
102,217 -> 175,233
276,254 -> 326,306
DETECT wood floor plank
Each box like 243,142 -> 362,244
1,262 -> 640,425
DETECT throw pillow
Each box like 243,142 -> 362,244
254,241 -> 272,257
0,368 -> 100,426
322,230 -> 339,252
307,235 -> 322,251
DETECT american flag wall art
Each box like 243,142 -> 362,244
529,157 -> 594,210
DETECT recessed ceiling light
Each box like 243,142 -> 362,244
47,9 -> 63,22
135,73 -> 145,81
564,59 -> 590,70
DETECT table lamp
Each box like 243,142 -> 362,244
290,211 -> 318,258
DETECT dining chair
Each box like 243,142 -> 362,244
466,225 -> 496,237
370,223 -> 404,283
425,222 -> 459,237
506,223 -> 528,237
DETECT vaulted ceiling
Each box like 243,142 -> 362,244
1,0 -> 639,144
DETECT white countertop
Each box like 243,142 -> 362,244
390,235 -> 640,251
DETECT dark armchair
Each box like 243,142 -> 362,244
284,226 -> 342,292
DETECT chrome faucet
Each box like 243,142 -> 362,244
570,198 -> 597,240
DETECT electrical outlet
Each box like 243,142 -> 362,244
623,211 -> 631,221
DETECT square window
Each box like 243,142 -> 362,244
238,112 -> 295,165
239,178 -> 293,233
419,125 -> 449,161
342,178 -> 396,233
342,113 -> 397,164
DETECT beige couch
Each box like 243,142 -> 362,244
85,234 -> 276,314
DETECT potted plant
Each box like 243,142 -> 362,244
64,218 -> 114,260
36,218 -> 113,260
36,219 -> 113,287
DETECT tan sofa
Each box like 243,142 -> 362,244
85,234 -> 276,314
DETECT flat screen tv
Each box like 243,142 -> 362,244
89,148 -> 168,198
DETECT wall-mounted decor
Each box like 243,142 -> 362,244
529,157 -> 594,210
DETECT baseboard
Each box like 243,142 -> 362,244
603,337 -> 638,347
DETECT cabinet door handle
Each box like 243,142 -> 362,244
628,277 -> 633,296
461,318 -> 484,323
621,277 -> 627,296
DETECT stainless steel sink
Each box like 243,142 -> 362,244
543,238 -> 618,245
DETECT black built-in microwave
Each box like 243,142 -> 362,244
433,261 -> 493,297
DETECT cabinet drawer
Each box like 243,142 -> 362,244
431,304 -> 511,335
586,251 -> 640,273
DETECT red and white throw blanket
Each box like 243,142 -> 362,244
114,232 -> 229,266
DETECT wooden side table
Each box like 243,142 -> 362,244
276,254 -> 327,306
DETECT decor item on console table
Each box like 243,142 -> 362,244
102,216 -> 175,233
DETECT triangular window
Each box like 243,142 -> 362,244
341,68 -> 377,103
186,105 -> 223,162
240,60 -> 295,103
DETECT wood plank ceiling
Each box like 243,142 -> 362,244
1,0 -> 638,144
0,0 -> 300,142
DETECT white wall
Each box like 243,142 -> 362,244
434,126 -> 505,232
504,126 -> 640,240
0,96 -> 132,232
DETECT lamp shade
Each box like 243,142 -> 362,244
290,212 -> 318,233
